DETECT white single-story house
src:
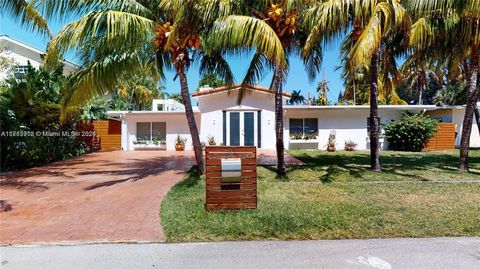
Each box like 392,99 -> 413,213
106,84 -> 480,151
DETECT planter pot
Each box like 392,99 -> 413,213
327,146 -> 336,152
175,144 -> 185,151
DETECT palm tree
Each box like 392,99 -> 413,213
409,0 -> 480,171
1,0 -> 53,38
43,0 -> 257,174
400,56 -> 442,105
303,0 -> 410,171
207,0 -> 321,175
315,71 -> 330,105
288,90 -> 305,105
337,30 -> 407,106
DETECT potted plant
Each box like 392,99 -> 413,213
159,140 -> 166,149
290,132 -> 303,140
304,132 -> 318,140
327,133 -> 336,152
207,135 -> 216,145
175,134 -> 187,151
344,140 -> 357,151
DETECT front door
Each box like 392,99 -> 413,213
227,111 -> 257,146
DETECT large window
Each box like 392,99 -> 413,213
289,118 -> 318,139
136,122 -> 166,142
137,122 -> 151,141
152,122 -> 166,141
304,118 -> 318,135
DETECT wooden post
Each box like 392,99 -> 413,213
205,146 -> 257,210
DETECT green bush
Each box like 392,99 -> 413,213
0,63 -> 86,171
1,135 -> 85,171
385,113 -> 438,152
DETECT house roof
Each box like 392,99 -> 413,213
191,84 -> 292,98
0,34 -> 78,68
284,104 -> 438,110
106,109 -> 200,117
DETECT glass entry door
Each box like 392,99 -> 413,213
227,111 -> 257,146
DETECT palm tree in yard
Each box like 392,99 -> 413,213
409,0 -> 480,171
337,28 -> 407,106
207,0 -> 322,175
43,0 -> 261,174
400,56 -> 442,105
303,0 -> 410,171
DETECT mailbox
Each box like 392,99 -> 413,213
205,146 -> 257,210
221,158 -> 241,183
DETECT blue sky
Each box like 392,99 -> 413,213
0,15 -> 345,102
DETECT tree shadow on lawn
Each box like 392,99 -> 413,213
284,150 -> 480,182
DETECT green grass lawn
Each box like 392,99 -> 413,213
282,149 -> 480,182
160,150 -> 480,242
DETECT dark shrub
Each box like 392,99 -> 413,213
385,113 -> 438,152
0,63 -> 86,171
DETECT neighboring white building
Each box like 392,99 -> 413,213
106,84 -> 480,151
0,34 -> 77,80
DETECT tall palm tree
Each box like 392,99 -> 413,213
409,0 -> 480,171
303,0 -> 410,171
288,90 -> 305,105
207,0 -> 322,175
400,56 -> 442,105
315,71 -> 330,105
44,0 -> 263,174
337,29 -> 407,106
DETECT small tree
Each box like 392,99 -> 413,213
385,113 -> 438,152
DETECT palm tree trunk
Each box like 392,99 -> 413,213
474,102 -> 480,136
418,84 -> 424,105
273,66 -> 287,175
175,52 -> 205,174
369,49 -> 381,172
459,44 -> 479,171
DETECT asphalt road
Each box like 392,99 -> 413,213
1,237 -> 479,269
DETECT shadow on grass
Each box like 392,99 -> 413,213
285,149 -> 480,182
258,165 -> 293,182
174,166 -> 202,189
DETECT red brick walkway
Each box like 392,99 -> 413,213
0,151 -> 194,244
257,150 -> 305,166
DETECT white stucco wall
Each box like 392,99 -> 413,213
284,108 -> 425,150
452,108 -> 480,148
195,90 -> 284,149
124,113 -> 201,151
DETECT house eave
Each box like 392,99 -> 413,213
284,105 -> 438,111
106,110 -> 200,117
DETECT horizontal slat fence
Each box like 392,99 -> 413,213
205,146 -> 257,210
92,120 -> 121,151
424,123 -> 456,151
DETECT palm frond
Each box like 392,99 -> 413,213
302,39 -> 323,81
199,52 -> 235,87
45,10 -> 155,66
237,52 -> 272,104
206,15 -> 287,68
1,0 -> 52,38
61,51 -> 144,118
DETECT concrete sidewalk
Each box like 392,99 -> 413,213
1,237 -> 479,269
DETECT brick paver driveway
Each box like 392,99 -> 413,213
0,151 -> 194,244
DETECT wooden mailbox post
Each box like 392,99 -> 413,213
205,146 -> 257,210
